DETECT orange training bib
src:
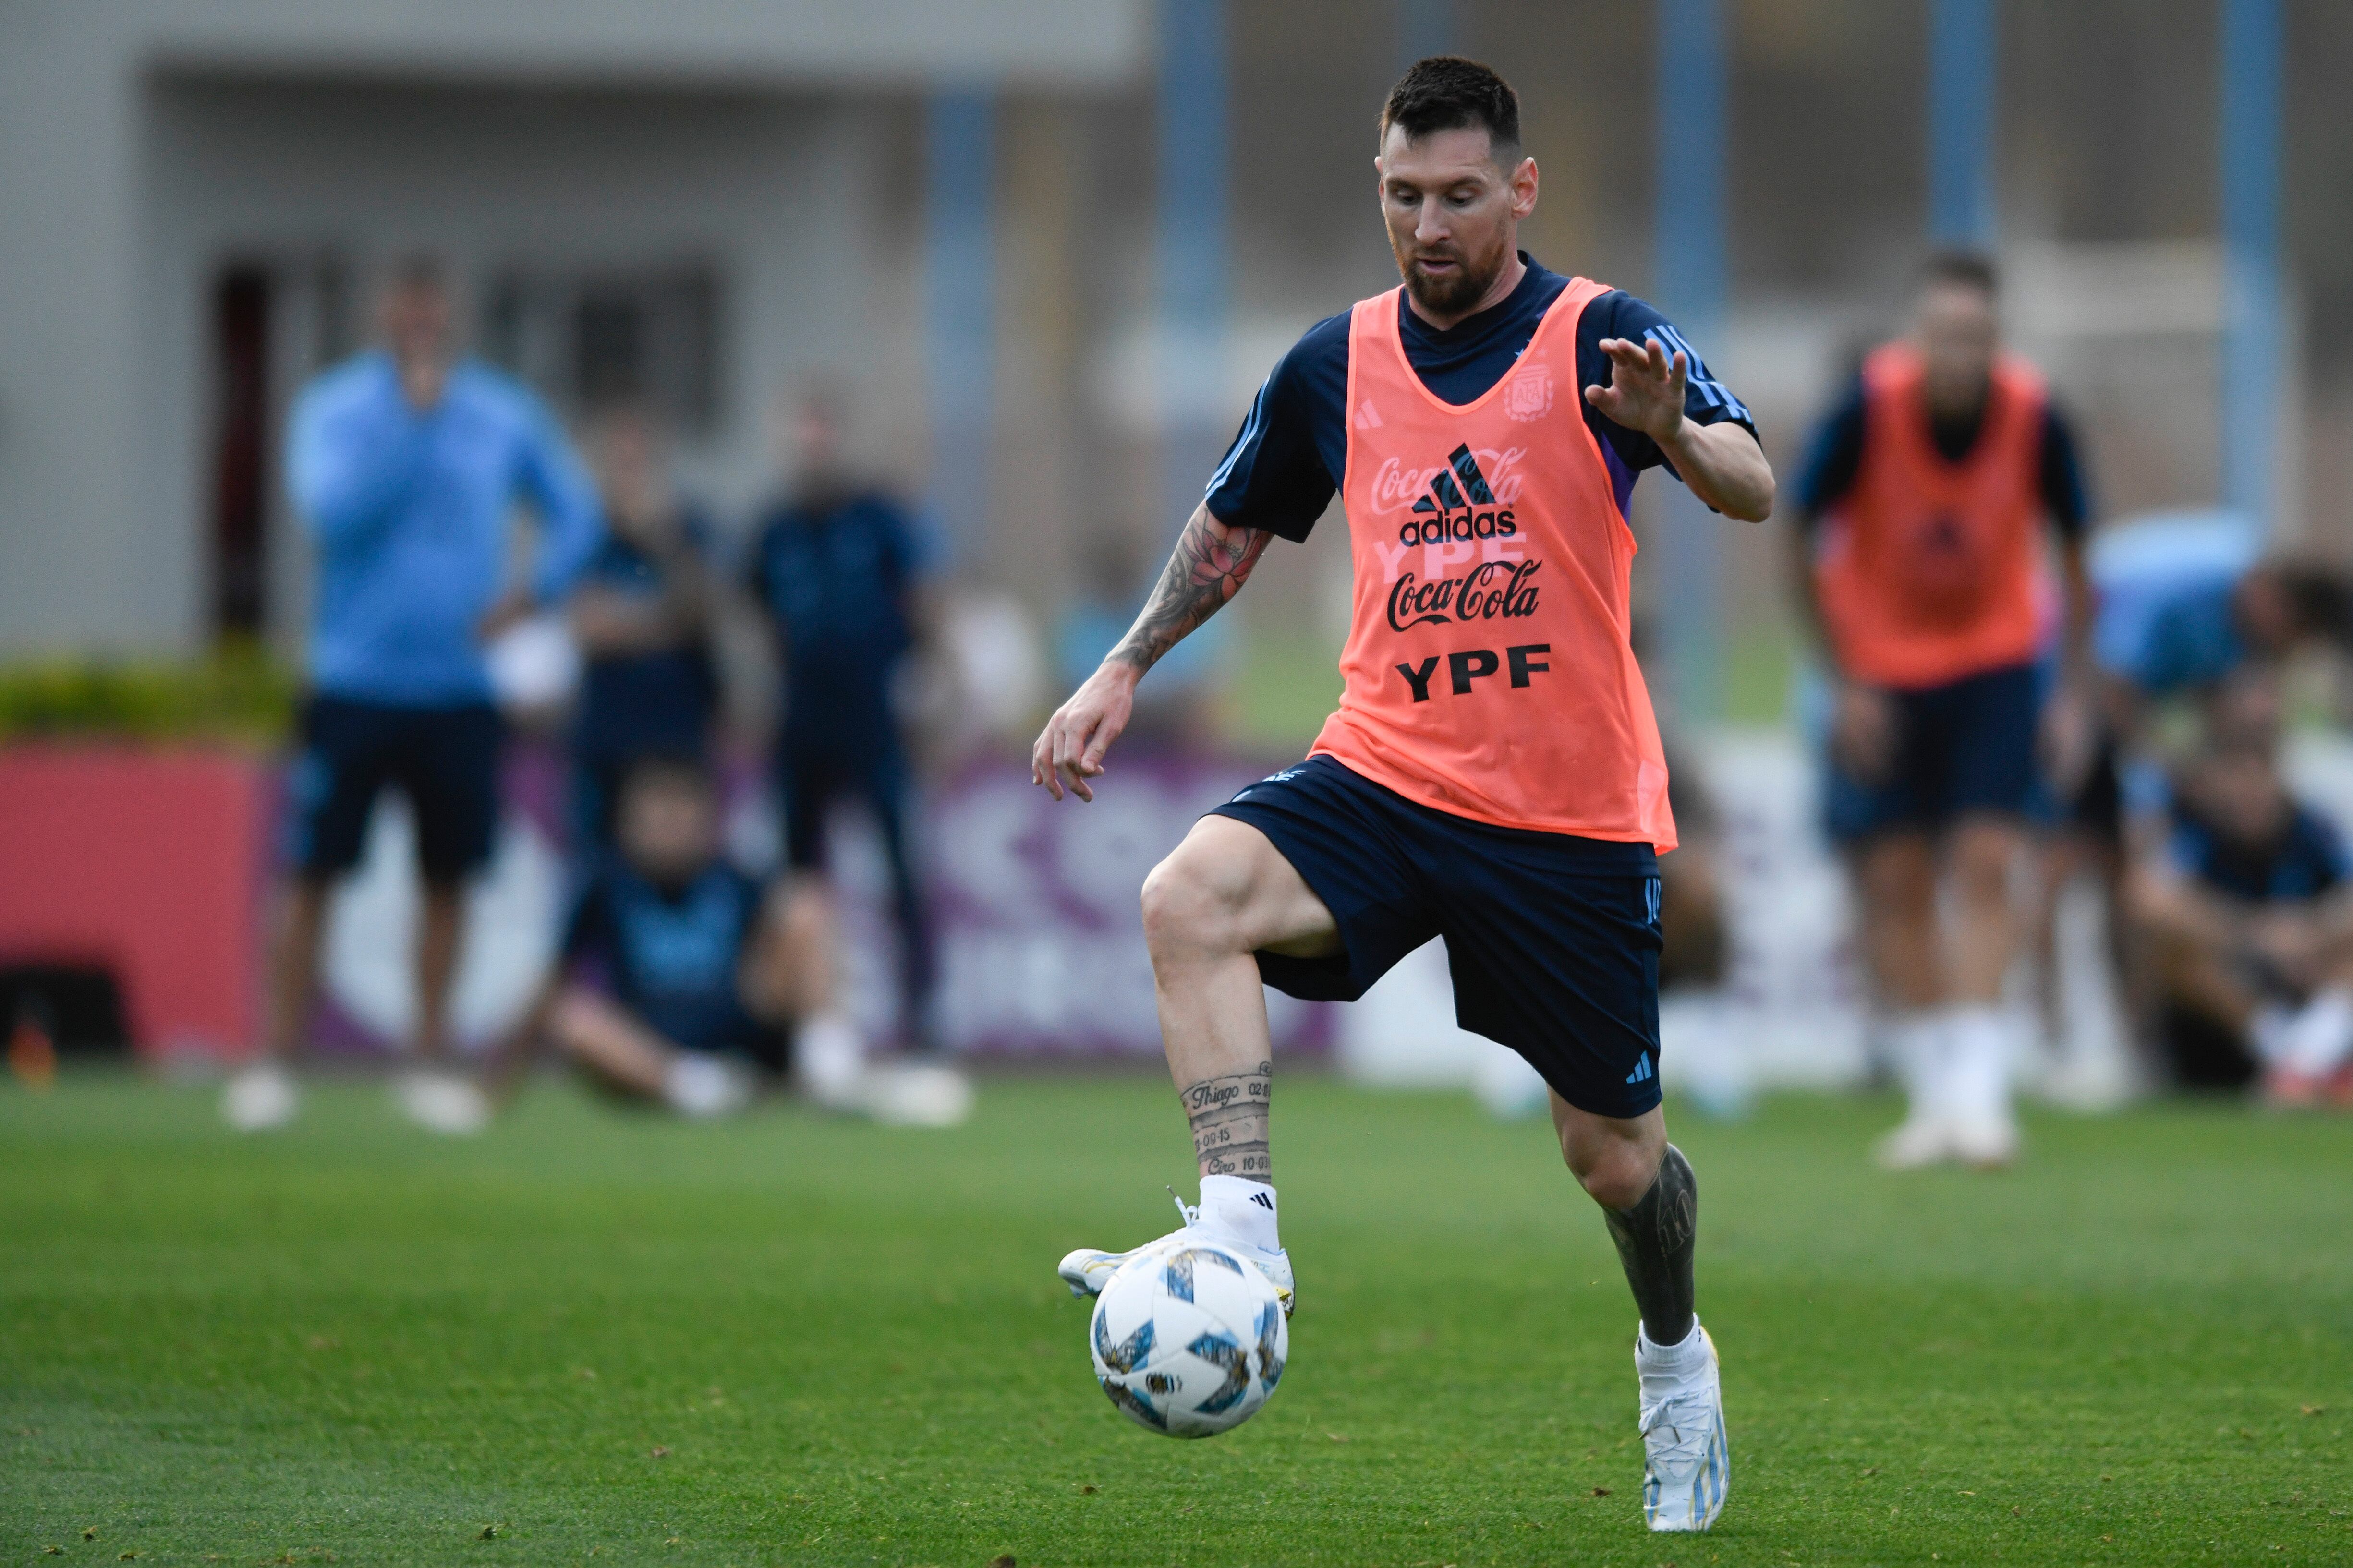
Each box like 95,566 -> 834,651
1812,341 -> 2050,689
1308,280 -> 1676,851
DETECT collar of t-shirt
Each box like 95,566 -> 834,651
1392,251 -> 1572,406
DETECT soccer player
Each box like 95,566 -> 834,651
2128,669 -> 2353,1103
535,756 -> 844,1116
1032,59 -> 1772,1532
221,257 -> 602,1136
746,393 -> 937,1052
1789,252 -> 2093,1170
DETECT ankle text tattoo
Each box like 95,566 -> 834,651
1183,1060 -> 1272,1181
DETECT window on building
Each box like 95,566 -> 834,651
480,266 -> 722,434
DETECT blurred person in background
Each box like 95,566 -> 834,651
524,756 -> 857,1116
568,405 -> 720,857
2127,669 -> 2353,1105
745,391 -> 968,1122
222,256 -> 602,1136
2040,520 -> 2353,1076
1790,250 -> 2094,1169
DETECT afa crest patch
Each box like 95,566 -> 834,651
1504,359 -> 1554,422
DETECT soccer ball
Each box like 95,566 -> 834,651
1089,1240 -> 1287,1438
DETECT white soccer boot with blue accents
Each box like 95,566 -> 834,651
1636,1320 -> 1729,1532
1057,1190 -> 1295,1317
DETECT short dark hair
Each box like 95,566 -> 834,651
389,253 -> 447,294
2273,561 -> 2353,648
621,751 -> 715,800
1919,248 -> 1999,299
1380,56 -> 1521,160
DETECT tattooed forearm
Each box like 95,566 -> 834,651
1181,1060 -> 1272,1181
1109,504 -> 1273,674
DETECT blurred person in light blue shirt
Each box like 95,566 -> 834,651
222,256 -> 602,1138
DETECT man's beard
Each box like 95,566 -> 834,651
1393,234 -> 1508,319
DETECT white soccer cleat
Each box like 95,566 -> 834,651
1949,1113 -> 2020,1169
1057,1192 -> 1295,1318
1874,1115 -> 1954,1170
662,1052 -> 755,1119
862,1061 -> 974,1128
396,1069 -> 492,1136
1637,1322 -> 1729,1532
221,1062 -> 300,1132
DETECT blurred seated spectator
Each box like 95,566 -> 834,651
533,755 -> 862,1116
2128,672 -> 2353,1104
568,406 -> 719,855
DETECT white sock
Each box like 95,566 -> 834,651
2283,987 -> 2353,1075
1886,1012 -> 1950,1123
1197,1174 -> 1280,1254
1636,1315 -> 1710,1384
795,1014 -> 865,1105
1943,1004 -> 2015,1127
2251,1004 -> 2298,1067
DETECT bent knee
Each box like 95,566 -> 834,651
1140,845 -> 1251,961
1562,1132 -> 1664,1211
1950,822 -> 2023,898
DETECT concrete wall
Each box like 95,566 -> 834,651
0,0 -> 1142,657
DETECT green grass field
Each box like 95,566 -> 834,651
3,1074 -> 2349,1566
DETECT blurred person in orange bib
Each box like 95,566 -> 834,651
1790,252 -> 2096,1169
222,257 -> 603,1137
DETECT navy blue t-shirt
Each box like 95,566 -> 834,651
1793,374 -> 2091,536
2168,804 -> 2350,904
574,513 -> 720,768
746,490 -> 927,736
1204,254 -> 1757,541
562,861 -> 767,1053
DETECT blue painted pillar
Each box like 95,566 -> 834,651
1395,0 -> 1455,71
1928,0 -> 1997,245
1654,0 -> 1727,722
925,89 -> 997,554
2220,0 -> 2282,535
1158,0 -> 1230,538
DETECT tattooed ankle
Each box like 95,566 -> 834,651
1182,1060 -> 1272,1181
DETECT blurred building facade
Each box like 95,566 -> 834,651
4,0 -> 2352,736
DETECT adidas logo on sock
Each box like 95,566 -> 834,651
1625,1056 -> 1655,1085
1249,1190 -> 1274,1211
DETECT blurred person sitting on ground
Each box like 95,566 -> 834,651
2127,669 -> 2353,1106
1788,249 -> 2096,1170
568,404 -> 720,856
744,392 -> 953,1079
224,256 -> 602,1137
531,756 -> 857,1116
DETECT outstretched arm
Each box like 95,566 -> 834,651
1031,502 -> 1273,801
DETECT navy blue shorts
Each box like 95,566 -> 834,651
1824,661 -> 2042,843
1209,756 -> 1664,1120
283,696 -> 503,880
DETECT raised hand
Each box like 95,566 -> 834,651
1583,336 -> 1688,444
